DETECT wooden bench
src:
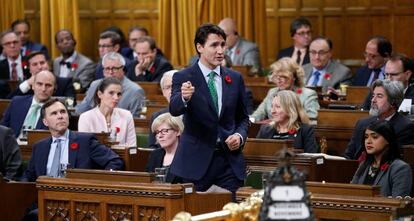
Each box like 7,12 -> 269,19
0,99 -> 10,122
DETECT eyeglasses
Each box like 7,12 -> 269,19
363,52 -> 381,60
98,44 -> 114,48
272,75 -> 291,81
162,85 -> 172,90
155,128 -> 174,136
295,31 -> 312,37
2,40 -> 19,47
385,72 -> 403,78
309,50 -> 330,56
103,66 -> 124,72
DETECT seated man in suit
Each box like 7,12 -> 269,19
127,36 -> 173,82
121,26 -> 165,61
7,51 -> 75,100
95,31 -> 133,80
0,30 -> 28,82
352,36 -> 391,86
1,70 -> 55,137
53,29 -> 96,90
0,125 -> 22,180
11,19 -> 49,59
76,52 -> 145,117
148,70 -> 178,149
344,79 -> 414,160
362,53 -> 414,110
303,37 -> 352,92
277,16 -> 312,66
218,18 -> 261,68
23,99 -> 124,182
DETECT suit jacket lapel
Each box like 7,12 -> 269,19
39,137 -> 53,175
192,64 -> 217,115
374,167 -> 387,186
322,61 -> 334,88
220,67 -> 230,118
68,131 -> 78,168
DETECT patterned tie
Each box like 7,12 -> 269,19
311,71 -> 321,86
50,139 -> 62,177
23,103 -> 41,129
208,71 -> 219,113
11,62 -> 18,80
296,50 -> 302,65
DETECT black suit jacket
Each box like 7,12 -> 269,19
0,58 -> 30,80
361,85 -> 414,110
277,46 -> 310,65
344,113 -> 414,159
256,123 -> 318,153
352,65 -> 372,86
145,148 -> 181,183
148,107 -> 169,149
127,56 -> 173,82
7,77 -> 75,99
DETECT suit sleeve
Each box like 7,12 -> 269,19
22,143 -> 39,182
301,125 -> 318,153
88,136 -> 124,170
243,46 -> 261,68
1,127 -> 22,180
344,119 -> 363,159
154,62 -> 173,82
78,61 -> 96,89
234,74 -> 250,141
251,88 -> 274,122
169,72 -> 187,116
75,83 -> 97,114
390,161 -> 412,197
396,121 -> 414,146
301,90 -> 320,119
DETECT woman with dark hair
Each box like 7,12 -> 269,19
256,90 -> 318,153
78,77 -> 136,146
351,120 -> 412,197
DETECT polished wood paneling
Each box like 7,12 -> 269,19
21,0 -> 414,67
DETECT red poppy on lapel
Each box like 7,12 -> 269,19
288,128 -> 297,135
70,142 -> 78,150
149,66 -> 155,73
71,63 -> 78,71
235,49 -> 240,55
296,88 -> 302,94
22,60 -> 28,70
116,127 -> 120,133
380,162 -> 390,171
25,48 -> 31,56
324,73 -> 331,80
224,75 -> 232,84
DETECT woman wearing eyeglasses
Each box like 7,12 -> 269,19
78,77 -> 136,146
351,120 -> 412,197
251,57 -> 319,122
145,113 -> 183,183
256,90 -> 318,153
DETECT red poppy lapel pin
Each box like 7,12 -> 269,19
149,66 -> 155,73
224,75 -> 232,84
116,127 -> 120,133
235,49 -> 240,55
22,60 -> 28,70
288,128 -> 297,135
71,63 -> 78,72
296,88 -> 303,94
380,162 -> 390,171
324,73 -> 331,81
25,48 -> 31,56
70,142 -> 78,150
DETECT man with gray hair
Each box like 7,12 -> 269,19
76,52 -> 145,117
344,79 -> 414,160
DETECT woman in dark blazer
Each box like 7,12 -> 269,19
145,113 -> 183,183
256,90 -> 318,153
351,120 -> 412,197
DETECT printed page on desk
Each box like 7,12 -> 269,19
298,153 -> 346,160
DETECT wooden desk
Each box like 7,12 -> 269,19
138,81 -> 162,95
236,184 -> 414,221
0,175 -> 37,221
315,109 -> 369,155
0,99 -> 10,121
36,170 -> 232,221
346,86 -> 370,105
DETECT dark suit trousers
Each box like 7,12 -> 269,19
182,148 -> 243,201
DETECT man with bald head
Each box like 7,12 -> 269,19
218,18 -> 261,68
1,70 -> 55,137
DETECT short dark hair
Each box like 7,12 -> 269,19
136,36 -> 157,50
93,77 -> 122,106
99,31 -> 122,46
54,29 -> 75,44
369,36 -> 392,58
194,23 -> 226,55
388,53 -> 411,72
290,17 -> 312,37
310,36 -> 333,50
40,98 -> 68,120
26,51 -> 48,65
11,19 -> 30,31
128,26 -> 149,36
104,26 -> 127,47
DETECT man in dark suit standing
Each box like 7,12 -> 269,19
352,36 -> 391,86
169,24 -> 249,197
277,17 -> 312,66
127,36 -> 173,82
7,51 -> 75,100
344,79 -> 414,160
23,99 -> 123,182
1,70 -> 55,137
11,19 -> 49,59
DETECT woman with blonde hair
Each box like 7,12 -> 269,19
251,57 -> 319,122
256,90 -> 318,153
